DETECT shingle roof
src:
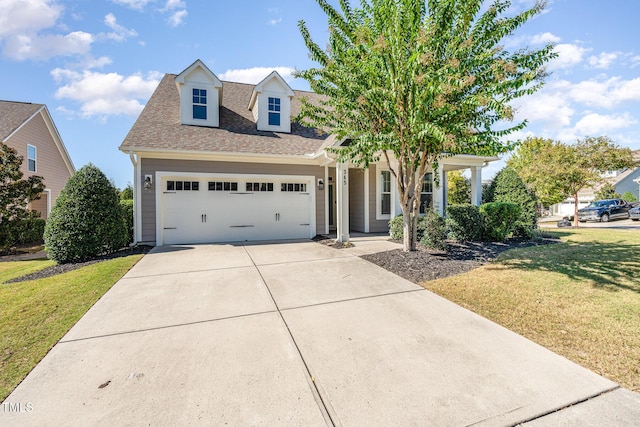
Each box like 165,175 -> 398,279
0,101 -> 43,141
120,74 -> 331,157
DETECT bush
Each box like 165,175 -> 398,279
446,204 -> 484,241
621,191 -> 638,203
120,199 -> 134,244
44,164 -> 128,263
479,202 -> 521,241
420,209 -> 448,251
13,217 -> 46,245
484,167 -> 537,237
389,213 -> 425,242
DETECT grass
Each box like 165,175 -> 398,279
0,255 -> 143,401
423,228 -> 640,392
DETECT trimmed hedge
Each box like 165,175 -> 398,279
120,199 -> 134,244
44,164 -> 128,263
479,202 -> 521,241
445,204 -> 484,241
420,209 -> 448,251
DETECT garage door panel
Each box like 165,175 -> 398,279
161,177 -> 313,244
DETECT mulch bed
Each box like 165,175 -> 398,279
3,245 -> 153,284
361,238 -> 558,284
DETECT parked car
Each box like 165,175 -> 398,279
577,198 -> 630,222
630,204 -> 640,221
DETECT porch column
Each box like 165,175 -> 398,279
471,166 -> 482,206
434,163 -> 445,216
336,162 -> 350,243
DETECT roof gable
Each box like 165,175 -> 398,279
248,71 -> 294,110
0,101 -> 44,141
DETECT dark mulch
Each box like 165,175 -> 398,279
360,238 -> 558,284
4,246 -> 153,284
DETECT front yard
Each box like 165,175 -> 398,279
423,228 -> 640,392
0,255 -> 143,401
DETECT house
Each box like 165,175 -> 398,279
551,150 -> 640,216
120,60 -> 497,246
0,101 -> 75,219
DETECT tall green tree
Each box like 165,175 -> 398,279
507,137 -> 566,207
0,142 -> 45,251
484,167 -> 537,236
296,0 -> 555,250
509,136 -> 637,227
447,170 -> 471,205
593,182 -> 619,201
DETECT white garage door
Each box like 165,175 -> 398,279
161,176 -> 313,244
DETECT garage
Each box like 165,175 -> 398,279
159,174 -> 314,244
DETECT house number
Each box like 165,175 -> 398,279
342,170 -> 347,186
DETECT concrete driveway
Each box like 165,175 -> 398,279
3,239 -> 639,426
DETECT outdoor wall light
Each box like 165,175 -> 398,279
144,175 -> 152,190
317,178 -> 324,190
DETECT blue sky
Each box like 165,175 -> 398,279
1,0 -> 639,188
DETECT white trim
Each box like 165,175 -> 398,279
324,165 -> 329,234
154,171 -> 316,245
43,188 -> 51,216
364,168 -> 370,232
134,153 -> 142,244
376,167 -> 393,220
120,148 -> 319,165
27,144 -> 37,173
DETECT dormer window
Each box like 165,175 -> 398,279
268,97 -> 281,126
175,59 -> 222,128
192,89 -> 207,120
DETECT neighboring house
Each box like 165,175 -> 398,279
551,150 -> 640,217
120,60 -> 497,246
0,101 -> 75,219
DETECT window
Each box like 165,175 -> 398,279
27,144 -> 36,172
380,171 -> 391,216
192,88 -> 207,120
208,181 -> 238,191
246,182 -> 274,192
166,180 -> 199,191
419,173 -> 433,214
268,97 -> 280,126
281,183 -> 307,192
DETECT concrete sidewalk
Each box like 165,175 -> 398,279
3,238 -> 639,425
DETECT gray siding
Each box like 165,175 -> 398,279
615,169 -> 640,197
140,158 -> 326,242
349,169 -> 365,232
368,164 -> 391,233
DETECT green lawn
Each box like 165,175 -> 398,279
423,228 -> 640,392
0,255 -> 143,401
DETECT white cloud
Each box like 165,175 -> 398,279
219,67 -> 296,84
3,31 -> 94,60
51,68 -> 162,118
103,13 -> 138,42
0,0 -> 61,39
513,89 -> 574,129
167,9 -> 187,27
161,0 -> 185,11
567,76 -> 640,108
267,7 -> 282,26
550,43 -> 589,69
574,112 -> 637,135
530,32 -> 560,45
267,18 -> 282,26
110,0 -> 152,11
587,51 -> 619,69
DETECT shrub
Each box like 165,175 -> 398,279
484,167 -> 537,237
44,164 -> 128,263
120,199 -> 134,244
420,209 -> 448,251
621,191 -> 638,203
446,204 -> 484,241
13,217 -> 46,245
480,202 -> 521,241
389,213 -> 424,242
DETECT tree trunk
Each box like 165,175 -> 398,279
402,210 -> 414,251
573,192 -> 579,227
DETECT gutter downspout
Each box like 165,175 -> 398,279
128,151 -> 139,246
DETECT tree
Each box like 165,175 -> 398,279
484,167 -> 537,236
447,170 -> 471,205
507,137 -> 566,207
0,142 -> 45,251
120,183 -> 134,200
296,0 -> 555,250
508,136 -> 637,227
44,164 -> 128,263
594,182 -> 619,201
